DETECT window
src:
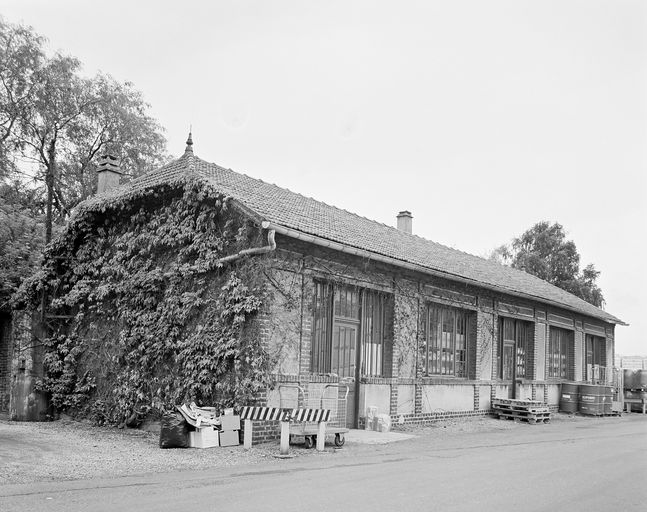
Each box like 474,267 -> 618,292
498,317 -> 533,380
311,282 -> 391,378
361,291 -> 388,377
548,327 -> 573,379
423,303 -> 470,378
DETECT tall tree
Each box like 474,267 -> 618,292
492,221 -> 605,308
16,52 -> 90,242
0,180 -> 45,310
0,18 -> 168,309
0,18 -> 45,178
58,73 -> 167,206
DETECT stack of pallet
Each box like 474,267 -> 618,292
492,398 -> 551,424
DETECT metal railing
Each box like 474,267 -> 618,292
585,364 -> 611,384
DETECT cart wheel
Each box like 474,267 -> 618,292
304,436 -> 314,449
334,433 -> 345,447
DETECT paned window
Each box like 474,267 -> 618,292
311,282 -> 391,378
548,327 -> 573,379
499,317 -> 533,380
361,292 -> 387,377
423,303 -> 470,378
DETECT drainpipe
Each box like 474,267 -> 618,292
217,229 -> 276,264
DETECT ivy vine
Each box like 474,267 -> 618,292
18,179 -> 274,425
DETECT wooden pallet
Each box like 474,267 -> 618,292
495,411 -> 551,424
492,398 -> 551,424
580,411 -> 622,417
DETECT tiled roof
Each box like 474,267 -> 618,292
80,150 -> 624,325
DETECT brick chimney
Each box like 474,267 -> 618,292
397,211 -> 413,234
96,155 -> 122,194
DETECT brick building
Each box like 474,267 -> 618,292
2,138 -> 625,426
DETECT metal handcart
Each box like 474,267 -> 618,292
279,383 -> 349,448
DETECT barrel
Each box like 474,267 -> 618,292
579,384 -> 605,415
623,369 -> 636,390
602,386 -> 613,414
638,370 -> 647,390
559,382 -> 580,413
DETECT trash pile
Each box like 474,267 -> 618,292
365,406 -> 391,432
159,402 -> 241,449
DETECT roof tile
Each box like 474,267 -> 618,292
78,152 -> 623,325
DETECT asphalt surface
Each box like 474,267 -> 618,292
1,415 -> 646,512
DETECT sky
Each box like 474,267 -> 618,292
2,0 -> 646,354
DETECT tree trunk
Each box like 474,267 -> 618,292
45,139 -> 56,244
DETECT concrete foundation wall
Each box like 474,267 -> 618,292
493,384 -> 510,400
546,383 -> 561,406
359,384 -> 391,417
516,384 -> 534,401
478,385 -> 491,410
397,384 -> 415,415
421,384 -> 474,413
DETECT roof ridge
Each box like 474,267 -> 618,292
192,155 -> 430,234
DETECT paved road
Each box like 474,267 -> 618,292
2,416 -> 646,512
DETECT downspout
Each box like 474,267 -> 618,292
217,229 -> 276,264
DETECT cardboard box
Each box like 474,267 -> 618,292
219,430 -> 240,447
189,427 -> 220,448
220,414 -> 241,431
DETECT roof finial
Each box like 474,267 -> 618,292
184,126 -> 193,154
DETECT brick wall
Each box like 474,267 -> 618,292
0,314 -> 11,414
226,233 -> 617,441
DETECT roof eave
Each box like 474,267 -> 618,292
262,221 -> 625,326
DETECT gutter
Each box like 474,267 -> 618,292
217,229 -> 276,264
261,221 -> 626,326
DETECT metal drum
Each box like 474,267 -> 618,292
579,384 -> 605,415
638,370 -> 647,390
623,369 -> 636,390
559,382 -> 580,413
602,386 -> 613,414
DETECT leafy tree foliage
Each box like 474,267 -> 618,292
0,180 -> 45,310
0,19 -> 44,179
16,182 -> 274,424
492,221 -> 605,307
0,17 -> 167,309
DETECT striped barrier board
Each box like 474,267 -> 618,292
290,408 -> 331,423
241,406 -> 331,453
240,406 -> 288,421
240,406 -> 330,423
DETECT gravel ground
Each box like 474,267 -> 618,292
0,413 -> 578,485
0,418 -> 300,485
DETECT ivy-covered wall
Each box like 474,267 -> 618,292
15,180 -> 276,425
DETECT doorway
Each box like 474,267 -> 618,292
499,317 -> 533,398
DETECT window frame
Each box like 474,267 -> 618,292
498,316 -> 534,380
423,302 -> 470,378
547,326 -> 573,380
311,281 -> 391,378
584,334 -> 606,381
